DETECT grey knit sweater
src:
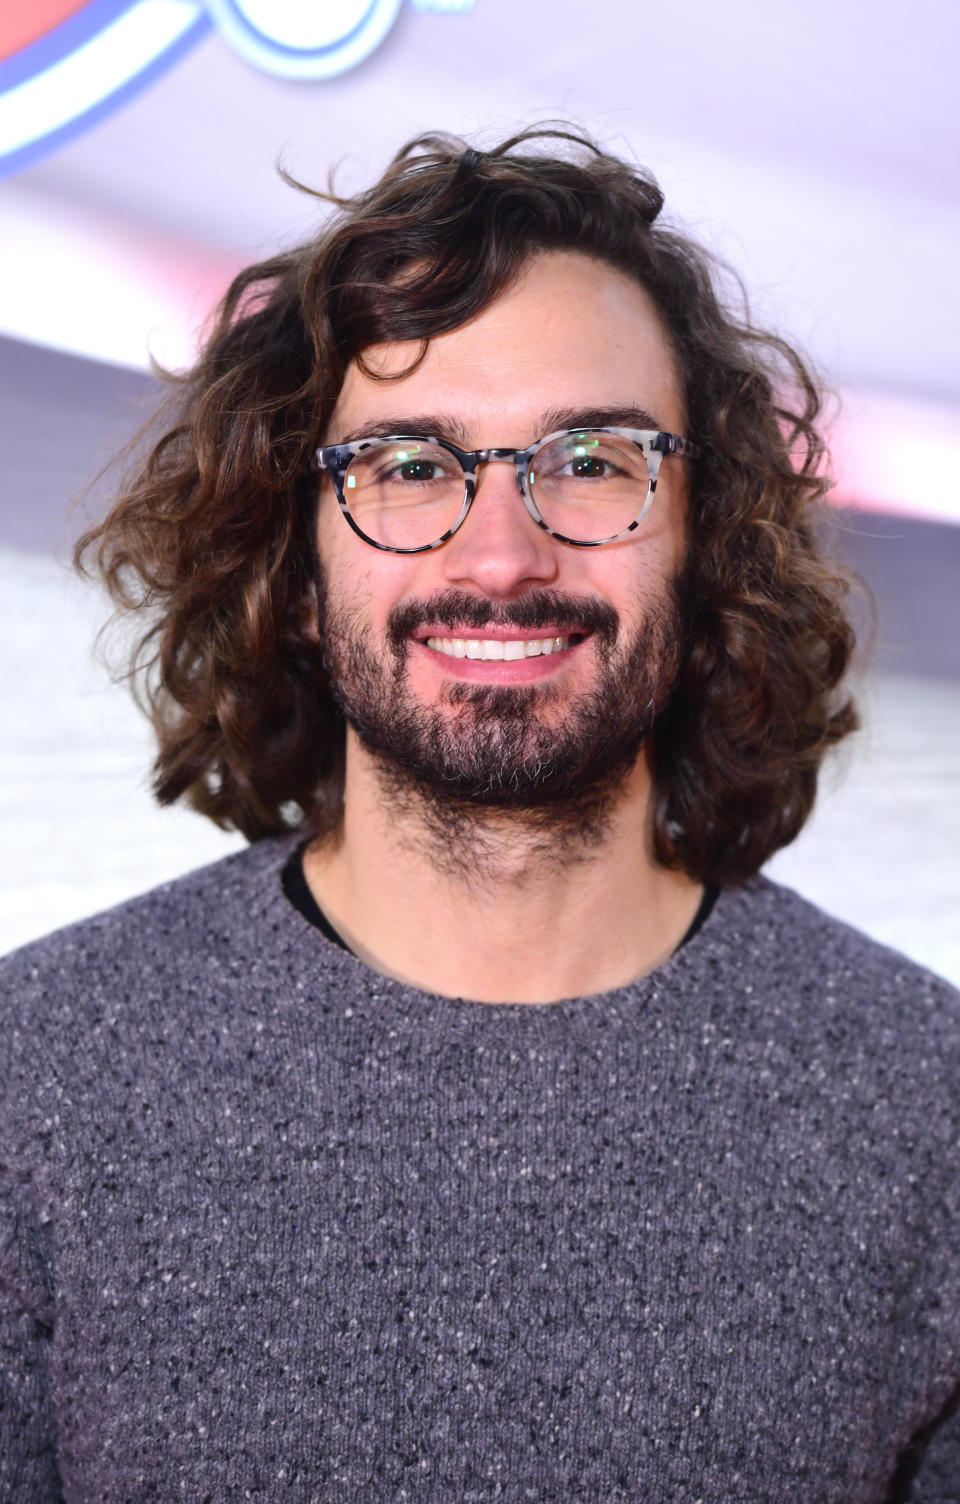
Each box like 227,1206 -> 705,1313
2,830 -> 960,1502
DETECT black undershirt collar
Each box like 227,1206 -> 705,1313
281,836 -> 720,965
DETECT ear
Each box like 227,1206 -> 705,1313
297,588 -> 321,643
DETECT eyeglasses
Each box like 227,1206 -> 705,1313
314,426 -> 698,554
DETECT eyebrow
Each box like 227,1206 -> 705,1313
332,404 -> 669,448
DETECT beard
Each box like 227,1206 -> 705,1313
316,575 -> 687,877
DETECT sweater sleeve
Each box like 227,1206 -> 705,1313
0,1169 -> 64,1502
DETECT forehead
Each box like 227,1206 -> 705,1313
329,251 -> 686,442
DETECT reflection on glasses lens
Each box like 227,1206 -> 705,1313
343,440 -> 467,549
528,431 -> 650,543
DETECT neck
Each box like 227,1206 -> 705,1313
301,731 -> 704,1004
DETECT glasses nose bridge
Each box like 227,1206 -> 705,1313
470,446 -> 526,496
462,445 -> 549,545
474,446 -> 522,468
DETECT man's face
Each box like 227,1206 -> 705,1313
314,250 -> 691,821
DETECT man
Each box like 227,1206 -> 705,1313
1,127 -> 958,1500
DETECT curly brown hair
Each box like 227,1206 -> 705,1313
72,124 -> 860,887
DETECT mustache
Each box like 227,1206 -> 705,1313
387,589 -> 619,653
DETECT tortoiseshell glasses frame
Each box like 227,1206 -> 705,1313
314,426 -> 699,554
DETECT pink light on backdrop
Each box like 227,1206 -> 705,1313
0,186 -> 240,370
828,395 -> 959,527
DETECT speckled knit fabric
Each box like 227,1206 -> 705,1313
2,830 -> 960,1502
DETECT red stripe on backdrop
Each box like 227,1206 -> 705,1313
0,1 -> 89,62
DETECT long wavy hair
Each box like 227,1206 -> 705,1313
73,124 -> 860,887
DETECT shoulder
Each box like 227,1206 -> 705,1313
0,832 -> 305,1112
0,833 -> 300,989
728,872 -> 958,1010
708,872 -> 960,1113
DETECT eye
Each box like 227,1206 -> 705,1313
367,442 -> 457,487
535,433 -> 634,484
391,457 -> 444,483
564,451 -> 616,479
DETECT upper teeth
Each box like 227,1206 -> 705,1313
425,636 -> 573,660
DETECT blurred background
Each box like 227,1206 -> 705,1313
1,0 -> 958,981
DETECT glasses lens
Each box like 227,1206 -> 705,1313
342,440 -> 466,550
528,431 -> 650,543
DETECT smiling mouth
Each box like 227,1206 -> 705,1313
423,633 -> 586,661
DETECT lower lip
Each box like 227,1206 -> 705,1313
411,636 -> 587,682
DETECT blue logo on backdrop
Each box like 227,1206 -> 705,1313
0,0 -> 470,180
204,0 -> 405,80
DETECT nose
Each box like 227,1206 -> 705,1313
440,457 -> 560,599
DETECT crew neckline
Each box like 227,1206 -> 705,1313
280,833 -> 720,960
250,828 -> 750,1044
